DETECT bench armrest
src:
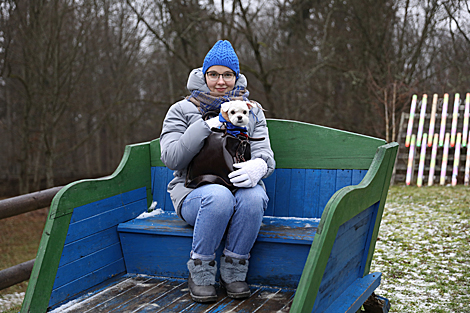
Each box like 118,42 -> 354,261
290,142 -> 398,312
22,142 -> 152,312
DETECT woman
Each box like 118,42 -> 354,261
159,40 -> 275,303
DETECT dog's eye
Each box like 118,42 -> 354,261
243,110 -> 247,114
231,110 -> 236,115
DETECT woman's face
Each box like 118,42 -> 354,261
205,65 -> 236,94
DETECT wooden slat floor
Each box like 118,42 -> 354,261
52,275 -> 295,313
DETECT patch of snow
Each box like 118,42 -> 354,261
48,298 -> 83,313
263,216 -> 321,222
136,208 -> 165,219
0,292 -> 24,310
149,201 -> 158,211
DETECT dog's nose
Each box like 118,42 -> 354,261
237,116 -> 242,120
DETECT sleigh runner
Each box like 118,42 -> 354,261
22,119 -> 397,313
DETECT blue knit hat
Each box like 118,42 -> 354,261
202,40 -> 240,78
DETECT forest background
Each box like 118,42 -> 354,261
1,0 -> 470,196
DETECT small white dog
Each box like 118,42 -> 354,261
220,100 -> 252,127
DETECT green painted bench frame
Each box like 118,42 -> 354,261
21,119 -> 398,313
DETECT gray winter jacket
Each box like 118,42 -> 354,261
159,68 -> 276,218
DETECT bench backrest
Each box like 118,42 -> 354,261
150,119 -> 386,219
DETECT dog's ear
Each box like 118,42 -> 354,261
246,102 -> 253,110
221,102 -> 230,113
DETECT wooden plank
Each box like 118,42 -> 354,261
119,213 -> 318,244
228,288 -> 277,313
336,169 -> 352,190
358,202 -> 380,277
151,167 -> 156,199
135,281 -> 189,312
335,203 -> 374,239
120,232 -> 192,278
86,277 -> 167,312
314,253 -> 365,312
352,169 -> 367,185
49,275 -> 297,313
273,168 -> 291,217
252,289 -> 295,312
59,226 -> 120,267
313,209 -> 374,312
321,214 -> 372,283
150,167 -> 174,212
107,279 -> 183,312
318,169 -> 336,215
188,294 -> 237,313
257,216 -> 318,244
231,288 -> 295,313
323,272 -> 381,313
122,188 -> 148,207
53,243 -> 123,289
154,293 -> 197,312
165,168 -> 173,211
117,213 -> 193,237
266,119 -> 386,169
79,188 -> 144,218
60,276 -> 150,312
304,169 -> 321,218
262,171 -> 276,216
65,199 -> 147,244
50,258 -> 126,307
150,139 -> 165,167
211,287 -> 262,312
249,241 -> 311,287
290,169 -> 306,217
152,167 -> 170,212
69,193 -> 122,223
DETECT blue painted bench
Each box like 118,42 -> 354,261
21,119 -> 397,313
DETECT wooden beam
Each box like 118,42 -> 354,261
0,259 -> 35,290
0,187 -> 62,220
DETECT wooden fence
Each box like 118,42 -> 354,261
0,187 -> 62,290
393,93 -> 470,186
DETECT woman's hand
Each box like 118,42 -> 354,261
228,158 -> 268,188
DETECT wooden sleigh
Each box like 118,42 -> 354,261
21,119 -> 398,313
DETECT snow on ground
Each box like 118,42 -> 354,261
370,186 -> 470,313
0,292 -> 24,311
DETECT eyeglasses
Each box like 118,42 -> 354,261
206,71 -> 236,82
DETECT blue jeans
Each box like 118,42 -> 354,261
181,184 -> 268,261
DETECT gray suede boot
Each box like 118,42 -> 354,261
187,259 -> 218,303
219,255 -> 251,299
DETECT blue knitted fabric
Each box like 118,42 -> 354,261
202,40 -> 239,78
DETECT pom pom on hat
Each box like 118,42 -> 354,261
202,40 -> 240,78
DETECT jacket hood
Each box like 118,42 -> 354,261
186,67 -> 248,93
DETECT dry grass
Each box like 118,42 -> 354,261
371,185 -> 470,313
